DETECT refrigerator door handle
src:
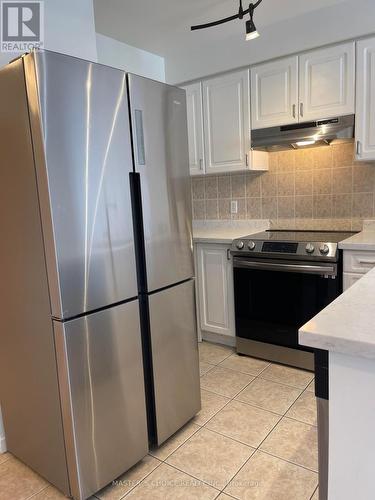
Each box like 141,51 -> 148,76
134,109 -> 146,166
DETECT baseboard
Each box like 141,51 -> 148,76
202,331 -> 236,347
0,435 -> 6,454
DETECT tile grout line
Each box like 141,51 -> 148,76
310,484 -> 319,500
116,459 -> 164,499
149,423 -> 202,463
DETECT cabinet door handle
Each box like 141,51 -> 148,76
356,141 -> 362,157
300,102 -> 304,117
292,104 -> 296,118
199,159 -> 204,170
245,153 -> 249,167
227,249 -> 231,261
358,260 -> 375,265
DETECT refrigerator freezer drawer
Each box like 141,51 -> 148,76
54,300 -> 148,500
148,280 -> 201,445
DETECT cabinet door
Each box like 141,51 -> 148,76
197,244 -> 235,337
299,42 -> 355,122
343,272 -> 363,291
183,83 -> 205,175
251,56 -> 298,129
203,70 -> 250,174
356,37 -> 375,161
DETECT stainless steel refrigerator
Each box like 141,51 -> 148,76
0,50 -> 200,500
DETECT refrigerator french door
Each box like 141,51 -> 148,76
0,51 -> 148,500
128,74 -> 201,445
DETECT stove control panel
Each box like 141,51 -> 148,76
231,239 -> 339,261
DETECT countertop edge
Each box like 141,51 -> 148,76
299,330 -> 375,360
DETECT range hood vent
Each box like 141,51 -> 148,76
252,115 -> 355,152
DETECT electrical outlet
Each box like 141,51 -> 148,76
231,200 -> 238,214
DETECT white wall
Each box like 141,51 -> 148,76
96,33 -> 165,82
167,0 -> 375,83
0,0 -> 97,68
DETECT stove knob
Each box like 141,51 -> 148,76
248,241 -> 256,251
305,243 -> 315,254
319,244 -> 330,255
236,241 -> 245,250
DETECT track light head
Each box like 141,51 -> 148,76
246,19 -> 259,40
246,3 -> 260,41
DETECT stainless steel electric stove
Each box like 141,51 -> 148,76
230,230 -> 356,370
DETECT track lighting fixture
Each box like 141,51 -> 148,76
191,0 -> 263,42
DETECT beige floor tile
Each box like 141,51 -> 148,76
0,452 -> 9,465
312,487 -> 319,499
29,485 -> 78,499
0,455 -> 48,500
236,378 -> 302,415
260,418 -> 318,471
125,463 -> 218,500
96,455 -> 161,499
150,421 -> 200,461
166,428 -> 254,490
194,389 -> 230,426
306,380 -> 315,393
200,366 -> 254,398
286,391 -> 317,426
205,401 -> 280,448
216,494 -> 235,500
225,450 -> 318,500
219,354 -> 270,376
199,342 -> 234,365
200,361 -> 215,376
260,364 -> 314,389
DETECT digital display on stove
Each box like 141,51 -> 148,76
262,242 -> 299,253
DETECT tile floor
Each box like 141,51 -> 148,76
0,341 -> 319,500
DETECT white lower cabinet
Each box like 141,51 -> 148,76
195,243 -> 235,339
343,272 -> 363,291
343,249 -> 375,290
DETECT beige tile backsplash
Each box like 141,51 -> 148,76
192,142 -> 375,231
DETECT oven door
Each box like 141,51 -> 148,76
233,257 -> 341,352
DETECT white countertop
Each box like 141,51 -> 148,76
192,220 -> 269,244
299,266 -> 375,359
339,230 -> 375,251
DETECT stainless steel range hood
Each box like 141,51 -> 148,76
252,115 -> 354,152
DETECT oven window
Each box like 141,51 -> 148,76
233,266 -> 340,351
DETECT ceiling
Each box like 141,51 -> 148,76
94,0 -> 347,58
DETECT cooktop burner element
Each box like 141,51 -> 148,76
231,230 -> 357,262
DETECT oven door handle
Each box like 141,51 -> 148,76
233,258 -> 337,276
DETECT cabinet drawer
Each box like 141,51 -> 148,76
344,251 -> 375,274
343,272 -> 364,291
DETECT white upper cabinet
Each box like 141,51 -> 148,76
251,56 -> 299,129
250,42 -> 355,129
183,82 -> 205,176
355,37 -> 375,161
203,70 -> 250,174
299,42 -> 355,122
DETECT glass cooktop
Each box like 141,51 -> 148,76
242,230 -> 357,244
